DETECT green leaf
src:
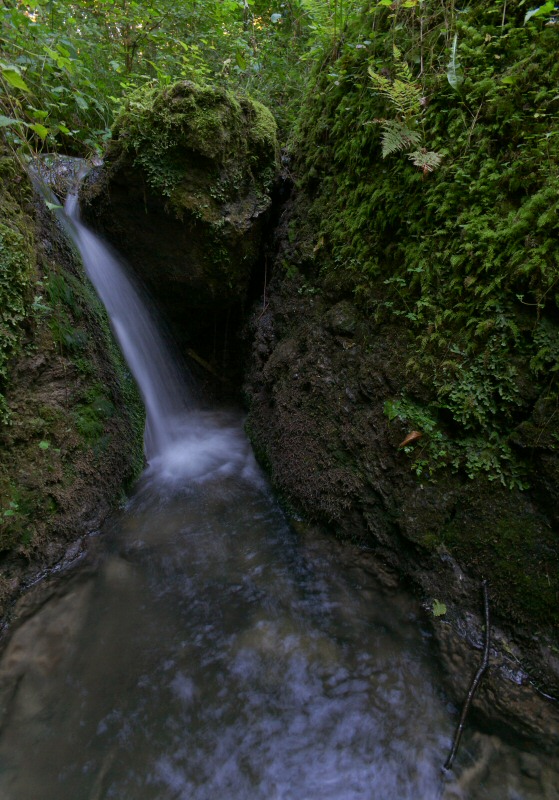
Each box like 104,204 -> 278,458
235,49 -> 247,70
1,68 -> 30,93
446,34 -> 464,92
0,115 -> 19,127
45,201 -> 62,211
38,440 -> 50,450
432,599 -> 447,617
524,1 -> 555,23
75,95 -> 89,110
28,122 -> 49,140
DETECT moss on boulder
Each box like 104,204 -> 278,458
81,81 -> 280,382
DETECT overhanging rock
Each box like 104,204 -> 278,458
81,80 -> 280,380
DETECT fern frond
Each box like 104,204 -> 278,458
409,148 -> 443,172
368,67 -> 422,119
368,67 -> 393,97
381,120 -> 421,158
389,78 -> 422,117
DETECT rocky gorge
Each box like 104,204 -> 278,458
0,67 -> 558,758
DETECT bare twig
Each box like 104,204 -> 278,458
443,580 -> 490,771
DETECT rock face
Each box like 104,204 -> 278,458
243,254 -> 559,747
0,151 -> 144,620
81,81 -> 280,387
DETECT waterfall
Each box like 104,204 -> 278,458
63,193 -> 192,461
52,181 -> 256,486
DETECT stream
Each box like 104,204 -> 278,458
0,186 -> 557,799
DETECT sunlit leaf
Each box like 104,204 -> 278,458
28,122 -> 49,139
524,1 -> 555,23
1,68 -> 30,92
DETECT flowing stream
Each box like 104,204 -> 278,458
0,190 -> 557,799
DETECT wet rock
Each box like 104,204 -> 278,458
244,278 -> 559,745
519,752 -> 542,779
81,81 -> 279,384
324,300 -> 358,337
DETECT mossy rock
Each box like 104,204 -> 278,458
81,81 -> 280,380
0,144 -> 144,613
0,151 -> 35,423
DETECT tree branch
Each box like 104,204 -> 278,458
443,580 -> 490,772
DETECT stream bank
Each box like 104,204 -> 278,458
244,259 -> 559,747
0,154 -> 144,624
243,3 -> 559,745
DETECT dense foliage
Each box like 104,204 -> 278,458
292,0 -> 559,487
0,0 -> 360,155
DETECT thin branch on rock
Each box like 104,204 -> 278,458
443,580 -> 490,772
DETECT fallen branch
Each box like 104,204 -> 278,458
443,580 -> 490,771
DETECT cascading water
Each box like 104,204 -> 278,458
0,179 -> 556,800
63,192 -> 192,462
61,190 -> 254,483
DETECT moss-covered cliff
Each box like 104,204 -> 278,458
0,147 -> 144,618
244,2 -> 559,741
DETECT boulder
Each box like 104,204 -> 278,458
81,81 -> 280,384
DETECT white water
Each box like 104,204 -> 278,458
64,193 -> 198,463
0,183 -> 556,799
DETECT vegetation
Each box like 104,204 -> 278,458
1,0 -> 558,624
0,149 -> 143,555
0,147 -> 34,423
0,0 -> 358,156
291,0 -> 559,488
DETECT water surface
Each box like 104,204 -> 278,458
1,178 -> 556,799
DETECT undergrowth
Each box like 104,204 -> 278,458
291,0 -> 559,487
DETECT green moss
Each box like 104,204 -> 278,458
441,511 -> 559,627
110,80 -> 279,217
288,2 -> 559,488
0,152 -> 35,422
0,144 -> 145,560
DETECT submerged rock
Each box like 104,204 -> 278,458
81,81 -> 280,384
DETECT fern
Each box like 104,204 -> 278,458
368,69 -> 422,119
369,48 -> 441,173
379,120 -> 421,158
409,148 -> 443,173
